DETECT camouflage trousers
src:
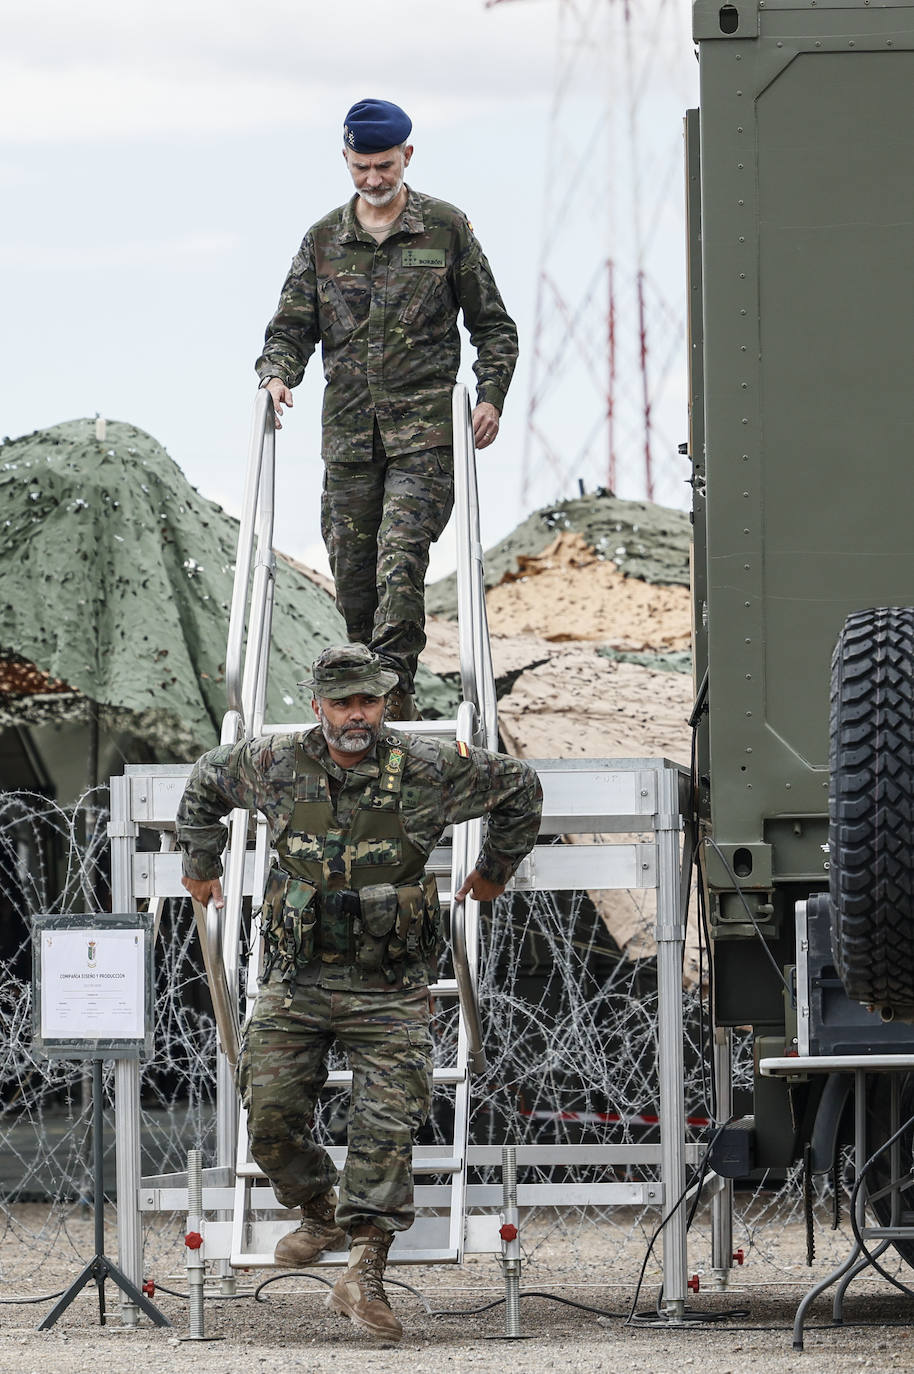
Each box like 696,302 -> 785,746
320,424 -> 454,693
238,974 -> 433,1234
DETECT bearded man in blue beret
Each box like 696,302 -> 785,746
256,98 -> 518,722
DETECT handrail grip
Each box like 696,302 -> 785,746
191,897 -> 241,1068
225,389 -> 276,721
450,698 -> 487,1075
452,385 -> 498,749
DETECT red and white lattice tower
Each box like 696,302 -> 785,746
491,0 -> 696,512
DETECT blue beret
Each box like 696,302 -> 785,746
343,99 -> 412,154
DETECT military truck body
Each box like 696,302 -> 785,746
689,0 -> 914,1172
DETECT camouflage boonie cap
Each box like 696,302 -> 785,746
300,643 -> 399,699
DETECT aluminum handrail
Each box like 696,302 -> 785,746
449,701 -> 488,1077
452,385 -> 498,750
190,897 -> 241,1067
224,388 -> 277,726
203,391 -> 277,1073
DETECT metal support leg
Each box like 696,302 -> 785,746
114,1058 -> 143,1326
39,1061 -> 169,1332
793,1069 -> 869,1350
183,1148 -> 209,1340
656,765 -> 687,1319
108,774 -> 144,1327
501,1145 -> 521,1338
710,1027 -> 734,1290
215,1050 -> 238,1294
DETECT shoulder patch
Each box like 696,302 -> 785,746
456,740 -> 470,758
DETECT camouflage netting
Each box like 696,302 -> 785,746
0,419 -> 456,757
426,490 -> 691,621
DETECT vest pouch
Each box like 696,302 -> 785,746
321,888 -> 359,964
420,874 -> 443,961
356,883 -> 398,972
260,867 -> 290,952
281,877 -> 318,966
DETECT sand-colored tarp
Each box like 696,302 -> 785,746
427,489 -> 691,619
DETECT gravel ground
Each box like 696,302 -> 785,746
3,1205 -> 914,1372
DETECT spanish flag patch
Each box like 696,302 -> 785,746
456,741 -> 470,758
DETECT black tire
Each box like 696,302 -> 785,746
829,607 -> 914,1018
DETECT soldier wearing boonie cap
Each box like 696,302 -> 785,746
256,99 -> 518,723
176,642 -> 542,1343
302,642 -> 399,698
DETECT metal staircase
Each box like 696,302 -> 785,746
109,384 -> 695,1321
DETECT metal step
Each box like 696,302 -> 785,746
231,1212 -> 463,1269
235,1146 -> 464,1180
324,1065 -> 465,1086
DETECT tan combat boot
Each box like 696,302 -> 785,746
273,1189 -> 346,1267
328,1226 -> 402,1342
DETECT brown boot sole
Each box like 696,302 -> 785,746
326,1287 -> 403,1343
274,1230 -> 347,1267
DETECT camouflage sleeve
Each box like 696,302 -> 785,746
255,235 -> 320,388
175,736 -> 295,881
437,744 -> 542,885
453,220 -> 519,415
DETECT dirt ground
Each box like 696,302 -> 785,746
3,1205 -> 914,1373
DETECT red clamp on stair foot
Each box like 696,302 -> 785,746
499,1223 -> 518,1242
732,1248 -> 745,1266
142,1280 -> 156,1297
687,1274 -> 700,1294
184,1231 -> 203,1250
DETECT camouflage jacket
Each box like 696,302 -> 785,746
176,726 -> 541,888
254,188 -> 519,462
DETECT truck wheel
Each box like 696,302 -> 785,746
829,607 -> 914,1019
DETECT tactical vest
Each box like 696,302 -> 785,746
259,737 -> 442,986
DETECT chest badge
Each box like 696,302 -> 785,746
382,745 -> 405,792
402,248 -> 446,268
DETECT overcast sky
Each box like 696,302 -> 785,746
2,0 -> 696,577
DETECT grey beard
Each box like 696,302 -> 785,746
317,706 -> 382,754
359,175 -> 404,208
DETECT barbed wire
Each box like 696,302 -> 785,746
0,787 -> 881,1289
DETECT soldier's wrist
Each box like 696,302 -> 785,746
477,387 -> 505,414
182,858 -> 222,882
475,853 -> 512,885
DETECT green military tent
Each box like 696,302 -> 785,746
0,417 -> 454,800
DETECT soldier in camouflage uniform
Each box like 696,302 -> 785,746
176,644 -> 542,1342
256,99 -> 518,720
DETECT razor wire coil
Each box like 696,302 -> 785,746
0,787 -> 879,1286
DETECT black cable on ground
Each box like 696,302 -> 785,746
629,1304 -> 750,1325
624,1115 -> 736,1324
431,1289 -> 627,1320
254,1268 -> 433,1312
0,1288 -> 66,1304
150,1282 -> 251,1301
609,1317 -> 914,1335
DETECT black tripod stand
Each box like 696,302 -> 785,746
38,1060 -> 170,1330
